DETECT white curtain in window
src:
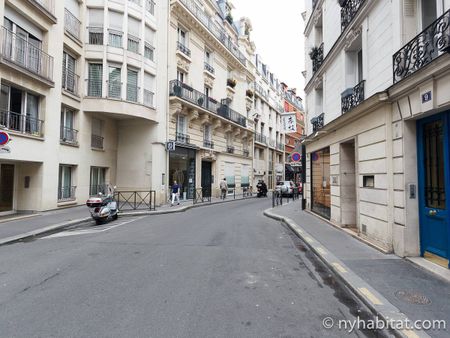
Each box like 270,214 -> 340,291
145,26 -> 155,44
144,72 -> 155,91
65,0 -> 80,16
89,8 -> 104,26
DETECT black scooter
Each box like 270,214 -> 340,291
257,183 -> 268,198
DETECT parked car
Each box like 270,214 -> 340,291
276,180 -> 295,197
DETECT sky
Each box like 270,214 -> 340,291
232,0 -> 306,97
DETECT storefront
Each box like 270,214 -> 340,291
169,146 -> 196,200
311,147 -> 330,219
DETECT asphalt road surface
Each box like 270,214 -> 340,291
0,199 -> 382,338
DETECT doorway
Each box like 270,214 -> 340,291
417,113 -> 450,268
201,161 -> 212,197
0,164 -> 15,213
340,140 -> 357,230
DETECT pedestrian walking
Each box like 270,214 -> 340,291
171,180 -> 180,206
220,178 -> 228,200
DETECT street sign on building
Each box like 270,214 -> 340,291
281,113 -> 297,133
0,146 -> 11,154
166,141 -> 176,151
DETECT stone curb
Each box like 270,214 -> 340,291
0,197 -> 256,246
263,208 -> 430,338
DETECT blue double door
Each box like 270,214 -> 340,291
418,112 -> 450,267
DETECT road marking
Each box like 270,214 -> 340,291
331,262 -> 347,273
358,287 -> 383,305
44,217 -> 145,239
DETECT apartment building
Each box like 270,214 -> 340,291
168,0 -> 258,199
281,83 -> 305,185
0,0 -> 167,213
303,0 -> 450,268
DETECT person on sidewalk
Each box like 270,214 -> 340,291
220,178 -> 228,200
171,181 -> 180,206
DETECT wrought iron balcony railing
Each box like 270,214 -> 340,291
91,134 -> 104,149
144,89 -> 155,108
144,42 -> 155,61
177,41 -> 191,57
341,80 -> 365,114
62,68 -> 79,95
269,139 -> 276,148
340,0 -> 365,32
60,126 -> 78,144
127,35 -> 140,53
108,80 -> 122,99
177,0 -> 246,65
58,186 -> 76,201
88,78 -> 103,97
203,140 -> 214,149
393,9 -> 450,83
254,83 -> 268,100
277,142 -> 285,151
311,42 -> 324,73
176,132 -> 190,144
311,113 -> 325,133
169,80 -> 247,128
226,146 -> 235,154
0,27 -> 54,82
126,83 -> 139,102
255,132 -> 267,144
90,184 -> 108,196
146,0 -> 155,15
64,9 -> 81,41
0,110 -> 44,137
204,62 -> 215,74
108,29 -> 123,48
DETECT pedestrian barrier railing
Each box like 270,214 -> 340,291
272,188 -> 301,208
193,188 -> 212,204
115,190 -> 156,211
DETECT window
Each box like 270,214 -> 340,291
144,72 -> 155,107
88,9 -> 104,45
127,69 -> 139,102
241,165 -> 250,188
108,66 -> 121,99
90,167 -> 107,196
226,132 -> 233,147
144,43 -> 154,61
60,106 -> 77,144
205,49 -> 212,64
144,26 -> 155,60
177,27 -> 187,46
177,70 -> 186,83
176,115 -> 187,135
108,11 -> 123,48
0,83 -> 41,135
357,49 -> 363,83
204,124 -> 212,142
204,86 -> 210,98
224,162 -> 235,189
128,17 -> 140,53
88,63 -> 103,97
58,165 -> 75,201
91,118 -> 104,149
62,51 -> 77,94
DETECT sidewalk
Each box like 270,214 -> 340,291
0,194 -> 253,245
266,201 -> 450,338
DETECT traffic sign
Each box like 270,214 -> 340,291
0,146 -> 11,154
0,131 -> 10,146
166,141 -> 176,151
291,152 -> 301,162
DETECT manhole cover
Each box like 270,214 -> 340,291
394,290 -> 431,305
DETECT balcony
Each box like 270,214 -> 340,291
340,0 -> 366,32
176,132 -> 190,144
88,27 -> 104,45
341,80 -> 365,114
203,140 -> 214,149
175,0 -> 246,65
277,142 -> 285,151
0,110 -> 44,137
64,9 -> 81,42
145,0 -> 155,15
254,83 -> 268,100
177,41 -> 191,57
310,42 -> 324,73
204,62 -> 215,74
0,27 -> 54,84
311,113 -> 325,133
226,146 -> 235,154
269,139 -> 276,148
254,132 -> 267,145
126,83 -> 140,102
58,186 -> 76,202
62,68 -> 79,96
60,126 -> 78,144
91,134 -> 104,149
169,80 -> 247,128
393,9 -> 450,83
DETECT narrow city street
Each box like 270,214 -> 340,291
0,199 -> 379,338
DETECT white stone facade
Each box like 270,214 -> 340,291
303,0 -> 450,265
